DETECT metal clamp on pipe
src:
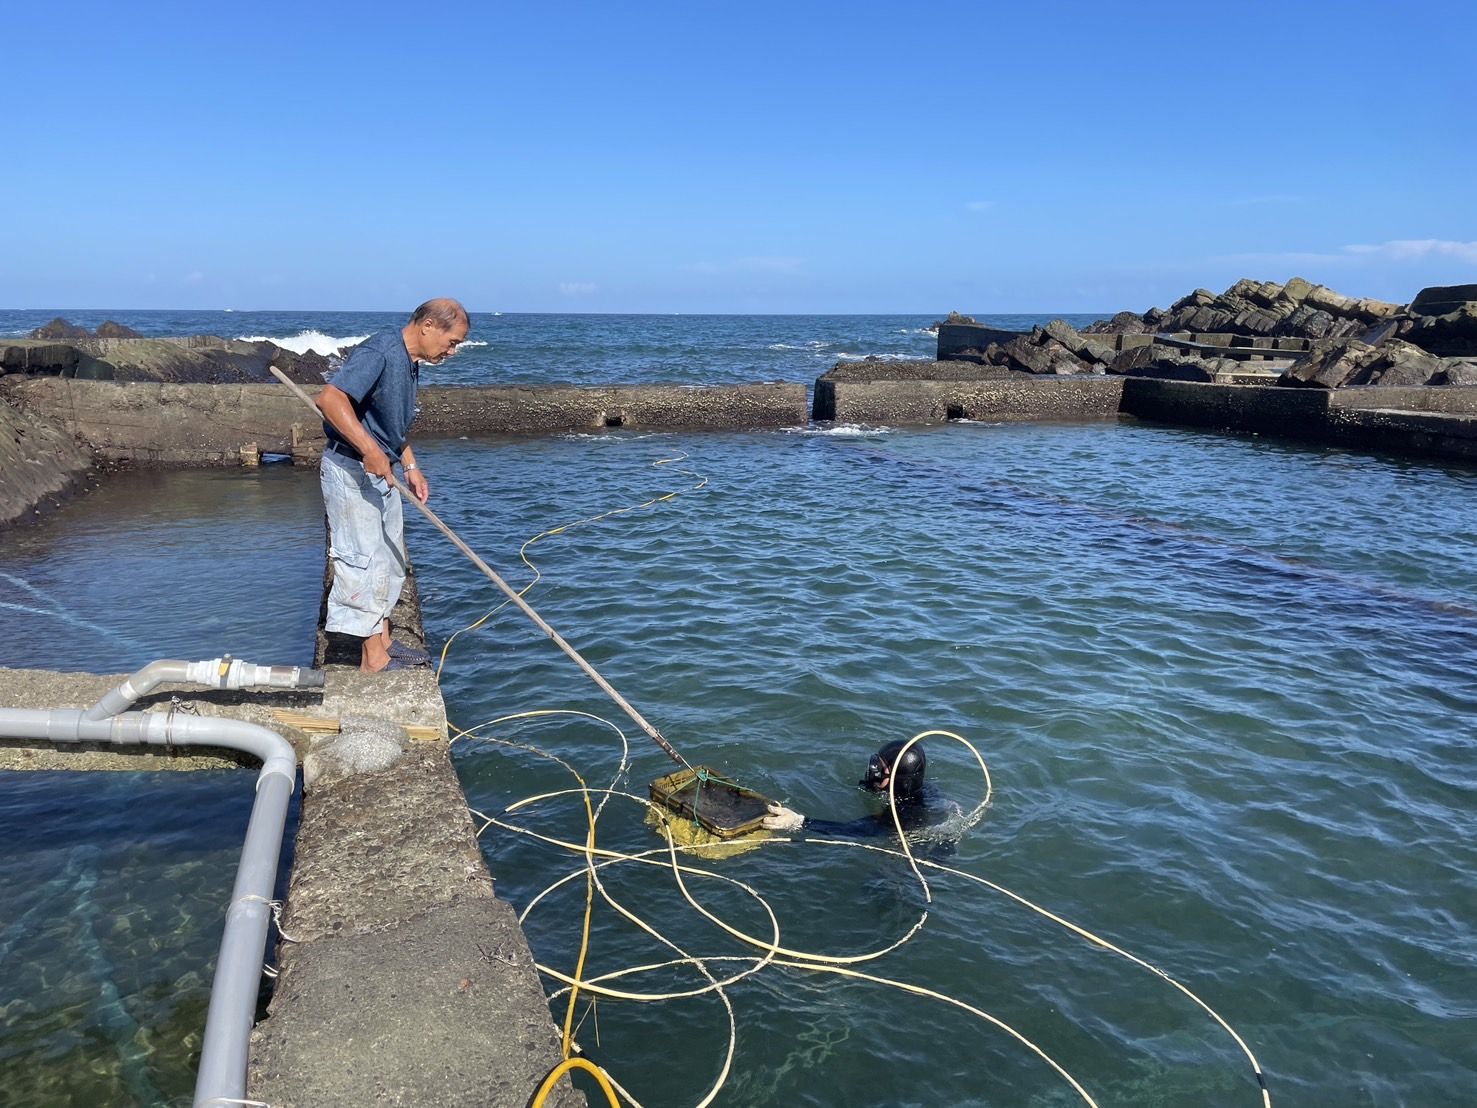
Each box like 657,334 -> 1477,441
84,657 -> 328,721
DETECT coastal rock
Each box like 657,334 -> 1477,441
1091,277 -> 1398,341
72,337 -> 329,384
1083,310 -> 1147,335
1039,320 -> 1116,368
28,317 -> 91,340
1431,359 -> 1477,386
1109,343 -> 1214,381
1303,285 -> 1357,316
1278,338 -> 1445,388
1410,284 -> 1477,317
1282,276 -> 1315,301
1273,305 -> 1339,339
990,327 -> 1098,375
95,320 -> 143,338
1406,303 -> 1477,357
302,719 -> 406,792
1,342 -> 80,376
0,340 -> 115,379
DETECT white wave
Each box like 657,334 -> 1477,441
460,340 -> 489,347
768,340 -> 831,351
238,330 -> 369,355
783,423 -> 894,437
832,351 -> 918,362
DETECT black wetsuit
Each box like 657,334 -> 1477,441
800,792 -> 938,839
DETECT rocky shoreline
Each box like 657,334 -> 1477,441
937,279 -> 1477,389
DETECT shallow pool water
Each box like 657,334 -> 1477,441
419,421 -> 1477,1106
0,464 -> 322,1105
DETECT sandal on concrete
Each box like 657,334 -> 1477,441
387,640 -> 432,665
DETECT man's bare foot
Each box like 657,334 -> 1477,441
361,636 -> 391,672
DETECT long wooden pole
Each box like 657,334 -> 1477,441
270,366 -> 691,769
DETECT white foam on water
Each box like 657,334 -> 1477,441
833,351 -> 917,362
782,423 -> 894,437
460,340 -> 489,347
238,330 -> 369,355
768,340 -> 831,351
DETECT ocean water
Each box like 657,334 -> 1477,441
421,424 -> 1477,1107
1,311 -> 1475,1105
0,308 -> 1103,390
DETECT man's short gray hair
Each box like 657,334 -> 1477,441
409,298 -> 469,329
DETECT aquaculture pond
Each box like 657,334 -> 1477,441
418,420 -> 1477,1107
0,465 -> 323,1106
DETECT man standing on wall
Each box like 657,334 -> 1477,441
315,298 -> 470,672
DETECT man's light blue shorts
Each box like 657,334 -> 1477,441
320,448 -> 407,638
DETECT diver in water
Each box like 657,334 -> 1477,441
761,738 -> 935,838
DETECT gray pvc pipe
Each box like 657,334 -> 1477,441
0,703 -> 298,1108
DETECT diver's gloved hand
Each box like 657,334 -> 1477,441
762,802 -> 805,832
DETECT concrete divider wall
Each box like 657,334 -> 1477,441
1119,378 -> 1477,460
814,373 -> 1123,423
1119,378 -> 1330,433
2,378 -> 317,463
2,379 -> 810,465
416,381 -> 807,433
249,525 -> 584,1106
1330,385 -> 1477,414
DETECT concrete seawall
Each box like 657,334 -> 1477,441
813,363 -> 1124,423
416,381 -> 807,433
0,396 -> 94,527
811,363 -> 1477,462
1117,378 -> 1477,459
1,378 -> 809,466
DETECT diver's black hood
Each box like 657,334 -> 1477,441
861,739 -> 926,800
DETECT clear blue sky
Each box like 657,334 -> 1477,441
6,0 -> 1473,314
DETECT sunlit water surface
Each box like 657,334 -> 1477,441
417,422 -> 1477,1107
2,423 -> 1474,1106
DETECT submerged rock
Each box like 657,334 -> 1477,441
28,317 -> 91,340
94,320 -> 143,338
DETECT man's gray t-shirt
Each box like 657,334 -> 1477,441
323,328 -> 418,456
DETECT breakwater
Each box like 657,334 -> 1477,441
0,378 -> 807,468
